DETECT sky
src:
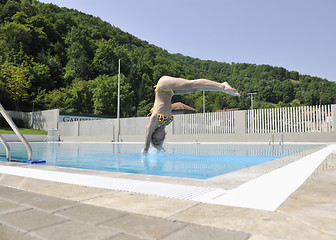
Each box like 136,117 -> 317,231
39,0 -> 336,82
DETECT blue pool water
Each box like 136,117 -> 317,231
0,143 -> 321,179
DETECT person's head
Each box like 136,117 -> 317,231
151,127 -> 166,151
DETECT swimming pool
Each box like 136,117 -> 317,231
0,143 -> 321,179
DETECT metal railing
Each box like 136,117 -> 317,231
56,104 -> 335,143
247,105 -> 333,134
0,133 -> 10,160
117,111 -> 235,136
0,103 -> 32,161
268,131 -> 284,145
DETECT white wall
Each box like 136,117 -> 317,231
58,105 -> 336,143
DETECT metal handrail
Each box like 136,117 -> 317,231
0,134 -> 10,161
269,131 -> 274,145
0,103 -> 32,161
279,132 -> 284,145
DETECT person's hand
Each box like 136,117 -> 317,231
142,149 -> 148,156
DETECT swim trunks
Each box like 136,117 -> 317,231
149,109 -> 174,127
157,113 -> 174,127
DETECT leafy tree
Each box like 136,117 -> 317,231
92,39 -> 117,77
29,61 -> 51,91
0,0 -> 335,113
137,99 -> 153,117
43,87 -> 67,111
0,21 -> 32,54
44,80 -> 93,113
37,49 -> 63,88
91,74 -> 134,116
1,0 -> 21,22
20,0 -> 37,17
1,63 -> 31,110
0,77 -> 7,102
64,27 -> 93,82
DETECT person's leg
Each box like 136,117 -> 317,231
158,76 -> 240,96
158,76 -> 222,91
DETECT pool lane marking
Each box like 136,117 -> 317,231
0,144 -> 334,211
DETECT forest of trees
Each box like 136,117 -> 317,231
1,0 -> 335,118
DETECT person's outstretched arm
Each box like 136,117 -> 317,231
142,116 -> 156,155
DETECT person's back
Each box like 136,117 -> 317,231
152,77 -> 174,116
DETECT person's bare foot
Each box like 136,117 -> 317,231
221,82 -> 240,96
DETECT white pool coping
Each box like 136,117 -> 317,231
0,144 -> 335,211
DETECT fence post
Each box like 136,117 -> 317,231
332,104 -> 336,132
74,121 -> 79,136
234,110 -> 246,135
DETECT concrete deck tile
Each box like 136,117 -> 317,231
310,168 -> 336,182
279,198 -> 336,237
161,224 -> 250,240
33,182 -> 113,201
0,200 -> 29,215
101,214 -> 186,240
293,212 -> 336,237
278,176 -> 336,212
277,169 -> 336,238
30,220 -> 120,240
0,174 -> 112,202
247,234 -> 291,240
295,200 -> 336,219
55,204 -> 127,224
169,203 -> 336,240
0,224 -> 37,240
82,191 -> 198,218
1,190 -> 46,204
0,208 -> 68,232
110,233 -> 143,240
0,174 -> 26,188
24,195 -> 79,213
0,185 -> 22,196
13,177 -> 64,194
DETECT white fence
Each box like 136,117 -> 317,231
57,104 -> 335,143
4,105 -> 334,142
119,117 -> 148,135
171,111 -> 235,135
116,111 -> 235,136
246,105 -> 333,134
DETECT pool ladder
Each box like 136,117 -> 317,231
0,103 -> 32,161
269,131 -> 284,145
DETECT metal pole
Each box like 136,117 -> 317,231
203,91 -> 205,113
31,100 -> 34,128
319,82 -> 324,105
0,103 -> 32,161
117,59 -> 120,142
247,92 -> 257,133
247,92 -> 257,110
0,134 -> 10,161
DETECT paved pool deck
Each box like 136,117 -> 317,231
0,153 -> 336,240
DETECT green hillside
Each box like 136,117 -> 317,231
1,0 -> 335,117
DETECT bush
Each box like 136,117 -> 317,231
0,117 -> 24,128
